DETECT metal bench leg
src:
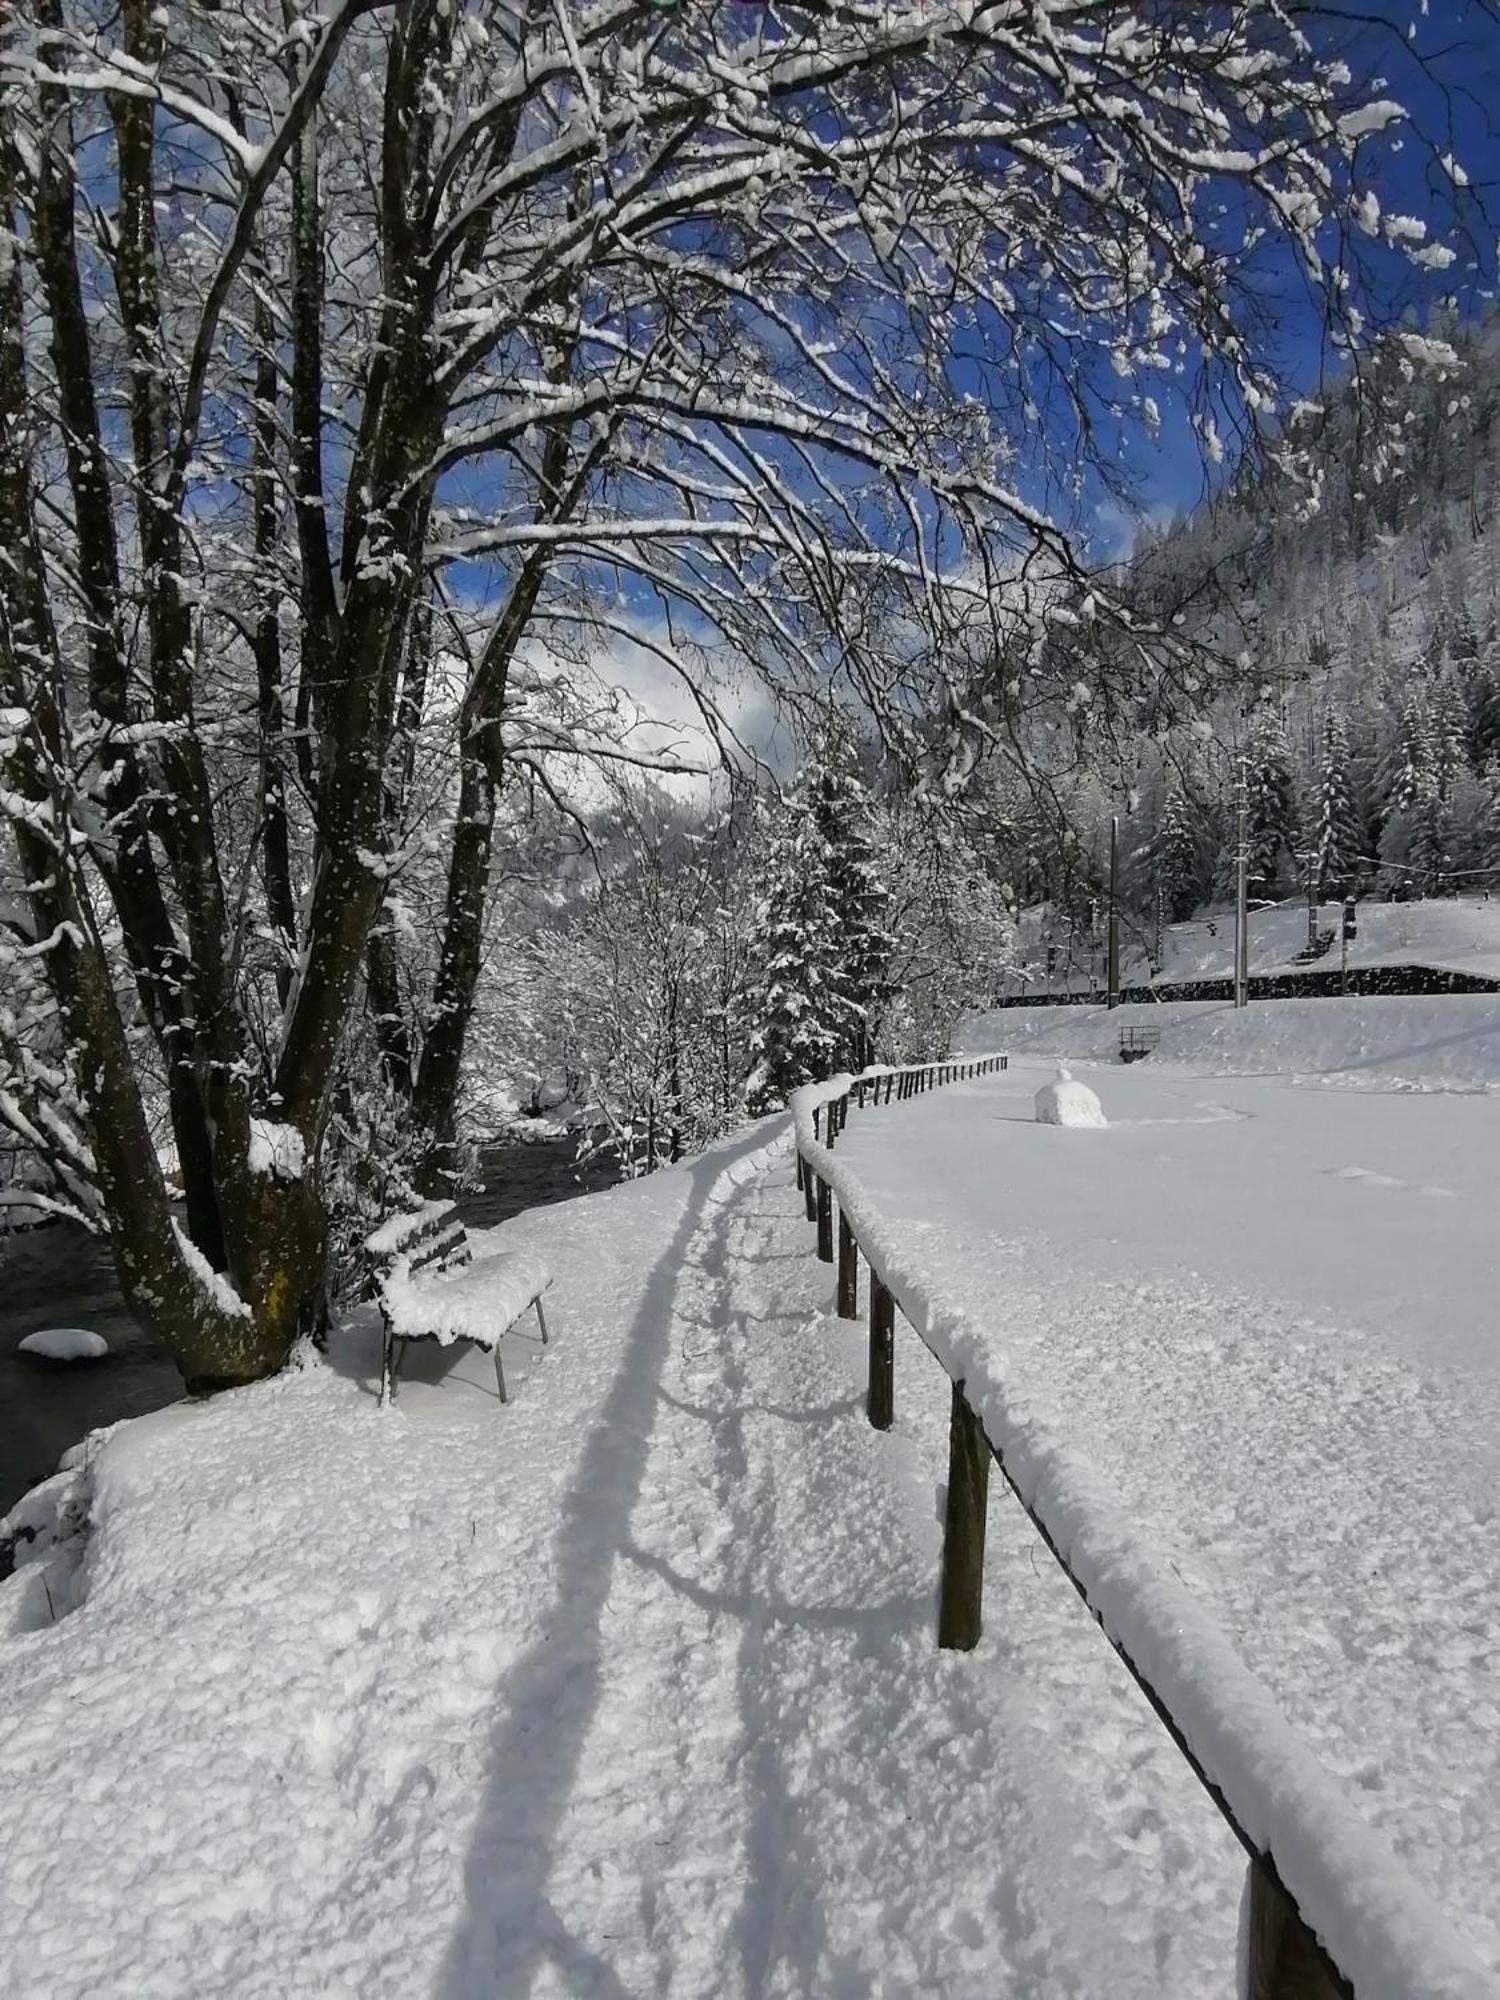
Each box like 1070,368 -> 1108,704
534,1296 -> 550,1346
494,1344 -> 509,1405
383,1333 -> 408,1405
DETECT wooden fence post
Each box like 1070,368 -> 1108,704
816,1177 -> 833,1262
938,1381 -> 990,1651
795,1151 -> 804,1193
1245,1854 -> 1351,2000
867,1276 -> 894,1429
803,1162 -> 817,1223
837,1213 -> 857,1318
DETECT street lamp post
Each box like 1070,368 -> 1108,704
1107,814 -> 1121,1010
1233,755 -> 1249,1009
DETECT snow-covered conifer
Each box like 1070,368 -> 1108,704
1316,709 -> 1365,899
806,738 -> 896,1073
1245,710 -> 1299,901
1152,787 -> 1204,924
744,787 -> 846,1116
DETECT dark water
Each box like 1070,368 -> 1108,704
0,1134 -> 618,1520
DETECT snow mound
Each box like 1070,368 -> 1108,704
1034,1066 -> 1108,1128
18,1328 -> 109,1362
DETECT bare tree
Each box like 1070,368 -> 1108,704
0,0 -> 1480,1381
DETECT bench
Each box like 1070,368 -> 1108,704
1119,1025 -> 1161,1063
365,1200 -> 553,1407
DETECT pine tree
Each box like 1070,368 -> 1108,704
1429,672 -> 1472,796
1408,766 -> 1452,896
806,737 -> 895,1071
1315,708 -> 1364,898
1378,686 -> 1434,819
744,736 -> 897,1107
743,791 -> 845,1115
1152,786 -> 1202,923
1468,668 -> 1500,768
1244,708 -> 1298,901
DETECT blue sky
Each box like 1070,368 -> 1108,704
1088,0 -> 1500,551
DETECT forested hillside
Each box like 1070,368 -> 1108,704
980,313 -> 1500,962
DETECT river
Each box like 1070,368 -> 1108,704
0,1135 -> 619,1521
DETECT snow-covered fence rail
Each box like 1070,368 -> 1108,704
792,1062 -> 1495,2000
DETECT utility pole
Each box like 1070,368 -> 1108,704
1234,755 -> 1249,1009
1107,814 -> 1121,1010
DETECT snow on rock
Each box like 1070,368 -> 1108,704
1034,1065 -> 1108,1127
17,1328 -> 109,1362
246,1118 -> 305,1181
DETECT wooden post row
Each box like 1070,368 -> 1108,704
836,1214 -> 857,1318
816,1177 -> 833,1262
1245,1855 -> 1352,2000
937,1381 -> 990,1651
867,1276 -> 894,1430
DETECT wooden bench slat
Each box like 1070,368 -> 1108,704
367,1201 -> 553,1408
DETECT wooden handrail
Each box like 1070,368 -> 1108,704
792,1053 -> 1482,2000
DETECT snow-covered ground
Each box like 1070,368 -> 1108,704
3,1031 -> 1497,1995
976,991 -> 1500,1093
0,1120 -> 1249,1998
833,1058 -> 1500,1980
1010,893 -> 1500,994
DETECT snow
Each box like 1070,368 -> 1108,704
16,1328 -> 108,1362
817,1059 -> 1500,1988
364,1199 -> 452,1259
1009,894 -> 1500,995
379,1246 -> 552,1348
3,1052 -> 1498,1996
170,1218 -> 251,1319
246,1119 -> 305,1182
971,991 -> 1500,1094
1033,1064 -> 1108,1126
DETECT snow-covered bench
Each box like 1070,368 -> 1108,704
365,1201 -> 552,1408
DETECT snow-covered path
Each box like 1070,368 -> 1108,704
836,1058 -> 1500,1975
437,1135 -> 1238,1997
2,1121 -> 1245,1999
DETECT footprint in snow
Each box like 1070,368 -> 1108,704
1326,1165 -> 1458,1198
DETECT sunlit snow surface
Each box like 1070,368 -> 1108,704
2,1036 -> 1497,1995
1033,1064 -> 1109,1126
16,1329 -> 109,1362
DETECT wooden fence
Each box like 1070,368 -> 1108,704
794,1055 -> 1466,2000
